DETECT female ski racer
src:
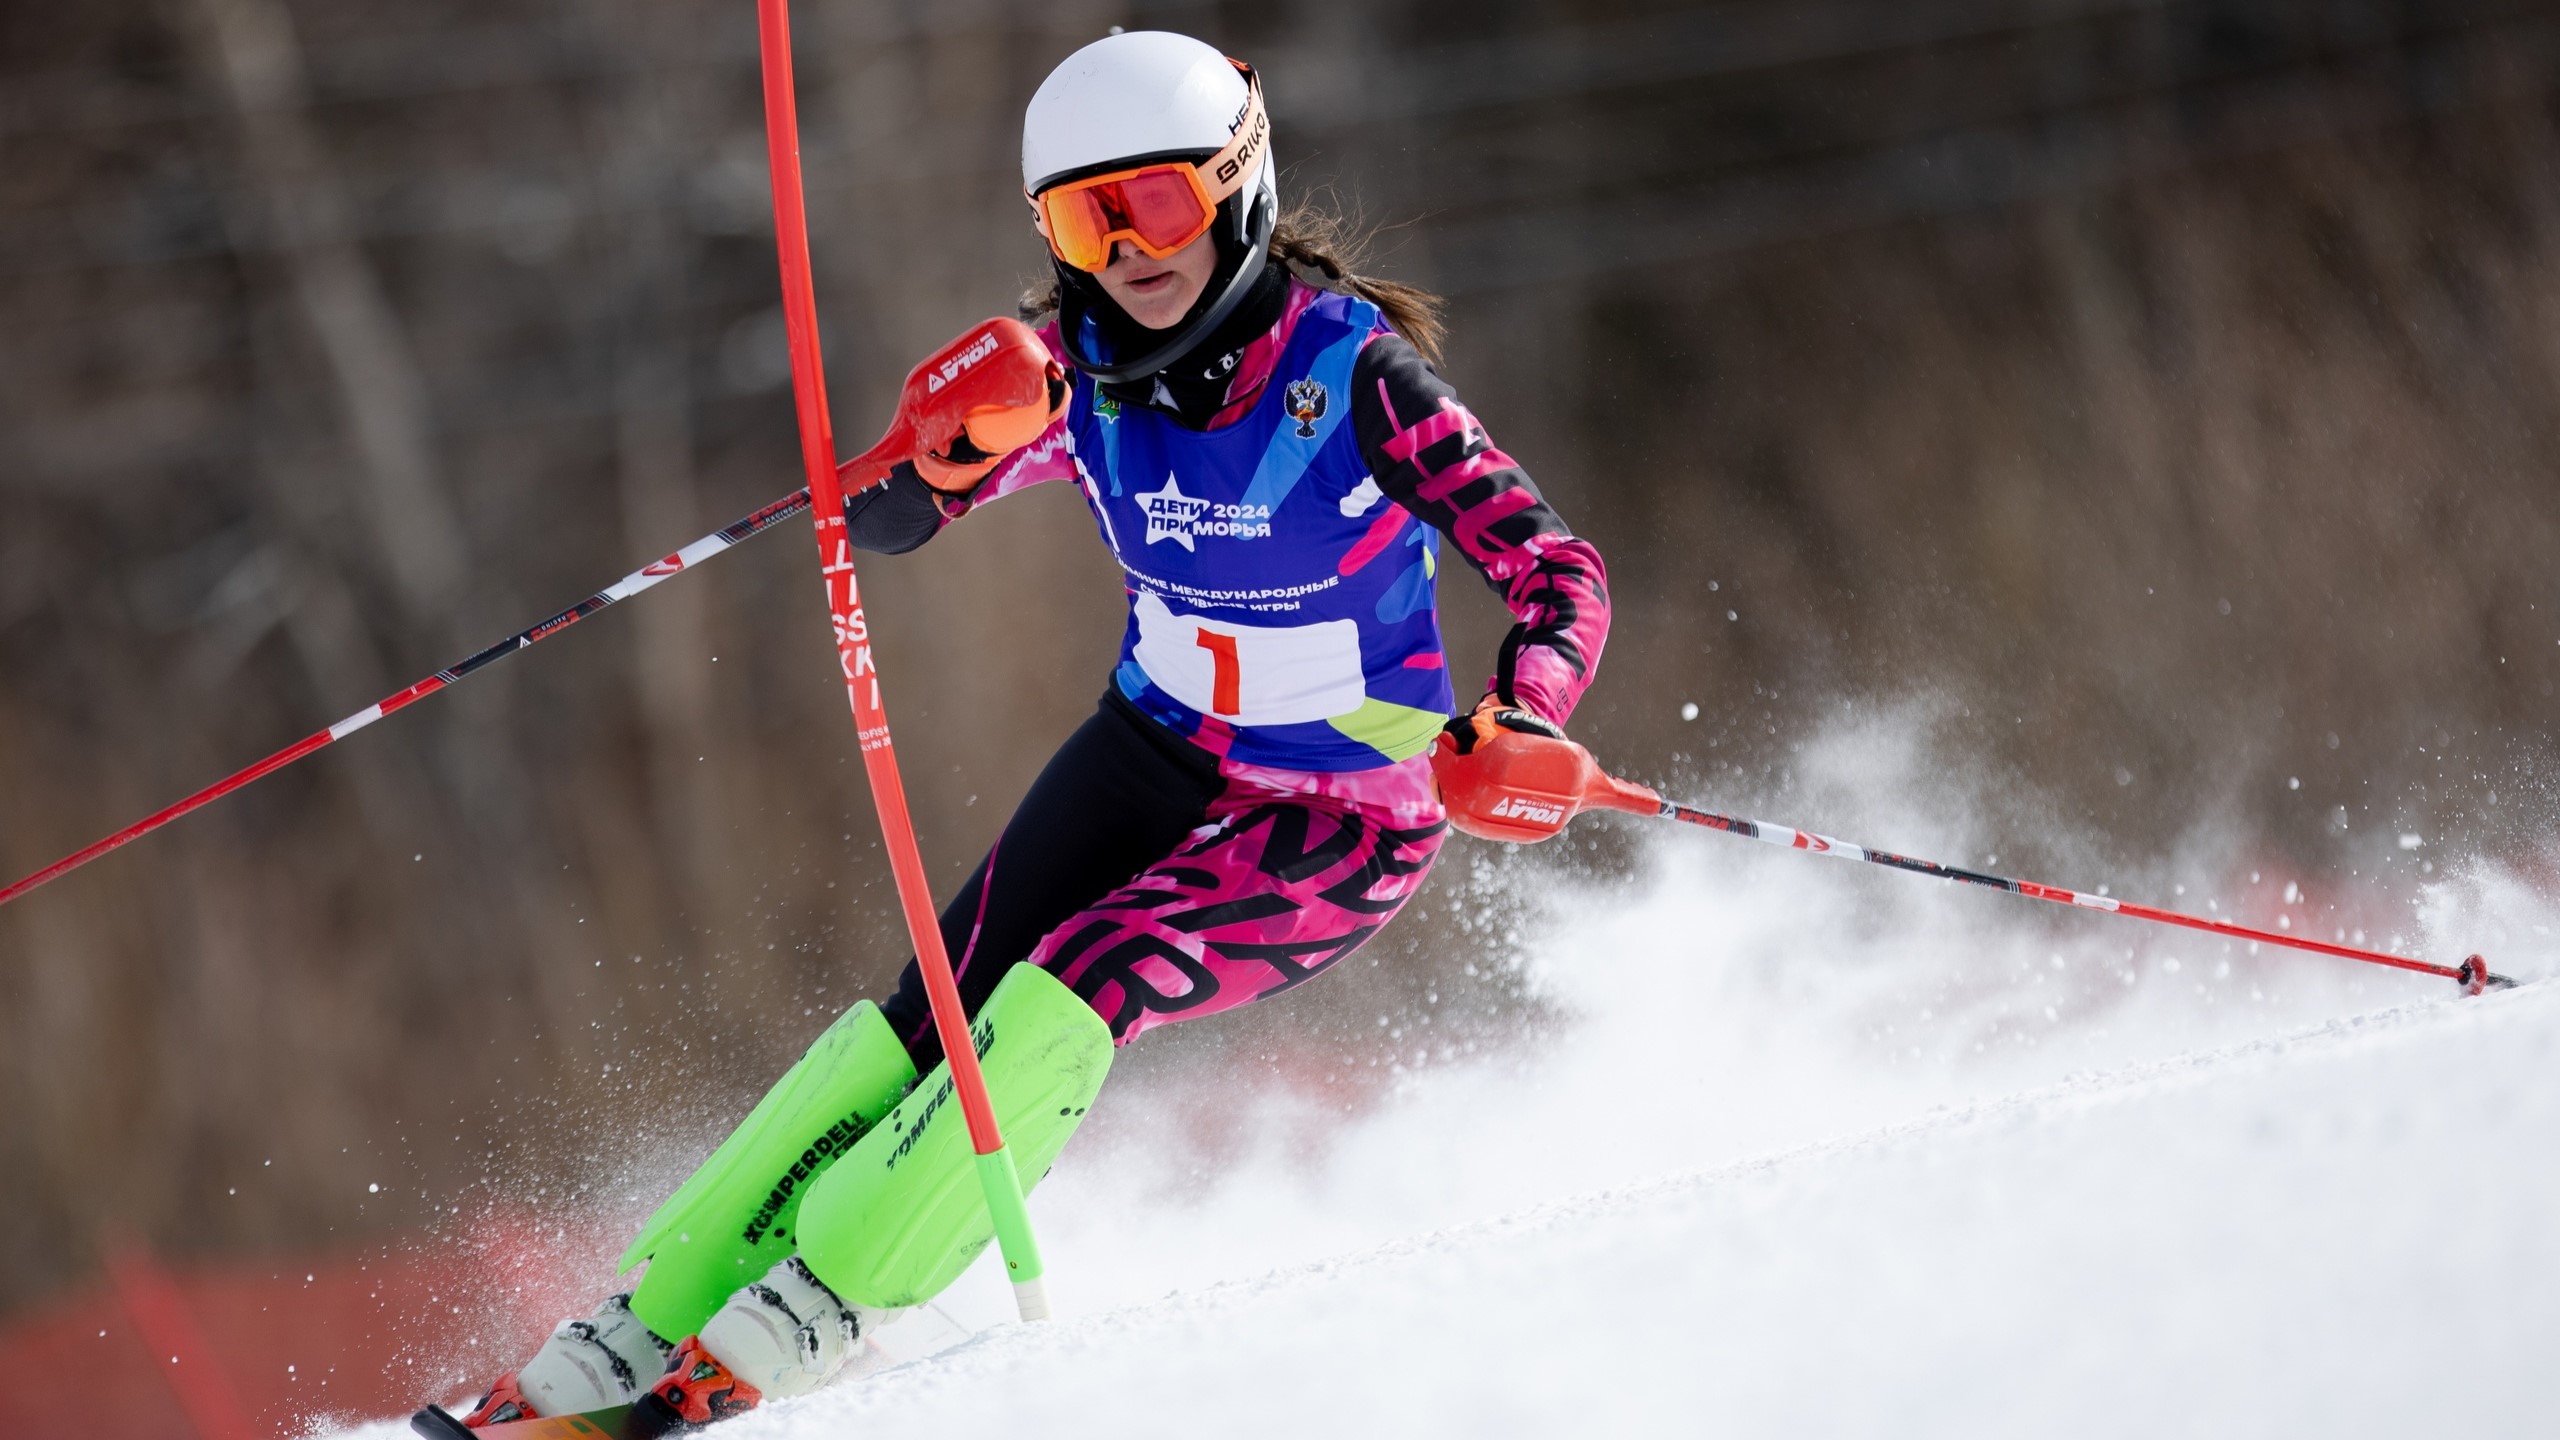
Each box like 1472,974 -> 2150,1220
447,29 -> 1609,1431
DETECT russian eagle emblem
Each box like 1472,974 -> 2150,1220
1285,377 -> 1329,439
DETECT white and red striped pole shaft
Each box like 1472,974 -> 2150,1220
1647,797 -> 2513,993
751,0 -> 1049,1319
1437,732 -> 2515,994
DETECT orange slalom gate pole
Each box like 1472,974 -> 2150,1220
751,0 -> 1049,1319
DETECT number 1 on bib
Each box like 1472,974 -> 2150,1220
1194,630 -> 1242,716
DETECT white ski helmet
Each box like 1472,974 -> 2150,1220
1022,31 -> 1279,384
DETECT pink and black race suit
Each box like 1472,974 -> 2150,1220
851,275 -> 1609,1064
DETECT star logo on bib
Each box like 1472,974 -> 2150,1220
1139,472 -> 1210,551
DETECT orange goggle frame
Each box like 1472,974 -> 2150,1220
1029,61 -> 1267,273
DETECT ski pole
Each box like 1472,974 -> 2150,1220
751,0 -> 1051,1322
0,487 -> 814,911
1434,730 -> 2518,995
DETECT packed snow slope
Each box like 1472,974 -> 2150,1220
337,720 -> 2560,1438
733,980 -> 2559,1440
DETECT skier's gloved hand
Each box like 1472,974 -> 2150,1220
1432,695 -> 1582,844
1438,693 -> 1565,756
912,333 -> 1069,495
842,317 -> 1069,499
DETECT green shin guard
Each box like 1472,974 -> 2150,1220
623,1001 -> 917,1340
797,964 -> 1111,1309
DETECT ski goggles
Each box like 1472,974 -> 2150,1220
1029,61 -> 1268,273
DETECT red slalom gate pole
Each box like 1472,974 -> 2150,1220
1439,734 -> 2516,994
104,1236 -> 258,1440
751,0 -> 1049,1320
0,487 -> 814,912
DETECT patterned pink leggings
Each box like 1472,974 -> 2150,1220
880,693 -> 1447,1065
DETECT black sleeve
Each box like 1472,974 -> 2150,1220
1349,333 -> 1611,723
1350,334 -> 1574,564
842,461 -> 954,555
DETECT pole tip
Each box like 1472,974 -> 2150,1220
1012,1275 -> 1052,1323
2457,954 -> 2515,995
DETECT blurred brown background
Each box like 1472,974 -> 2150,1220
3,0 -> 2556,1388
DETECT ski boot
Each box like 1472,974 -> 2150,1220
636,1257 -> 882,1427
636,1336 -> 760,1428
455,1292 -> 670,1426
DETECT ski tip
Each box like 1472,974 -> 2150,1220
412,1403 -> 646,1438
411,1408 -> 476,1440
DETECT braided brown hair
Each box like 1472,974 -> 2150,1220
1021,197 -> 1446,363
